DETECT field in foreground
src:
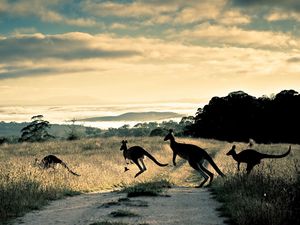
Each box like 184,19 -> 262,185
0,137 -> 299,225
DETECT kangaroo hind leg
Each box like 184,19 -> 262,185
198,163 -> 214,186
246,163 -> 255,174
133,158 -> 145,178
140,158 -> 147,171
188,160 -> 209,188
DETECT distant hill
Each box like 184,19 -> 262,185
80,111 -> 183,122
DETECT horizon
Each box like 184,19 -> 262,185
0,1 -> 300,107
0,102 -> 199,129
0,88 -> 295,129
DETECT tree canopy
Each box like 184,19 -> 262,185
19,115 -> 54,142
188,90 -> 300,144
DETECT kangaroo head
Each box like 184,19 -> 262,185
164,129 -> 174,141
34,158 -> 45,168
120,140 -> 128,151
226,145 -> 236,156
33,158 -> 40,166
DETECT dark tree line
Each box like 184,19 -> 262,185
11,116 -> 191,143
188,90 -> 300,144
102,119 -> 192,137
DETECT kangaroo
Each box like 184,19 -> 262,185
164,129 -> 225,188
248,138 -> 255,148
35,155 -> 80,176
226,145 -> 291,174
120,140 -> 168,178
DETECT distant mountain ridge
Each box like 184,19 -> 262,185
80,111 -> 184,122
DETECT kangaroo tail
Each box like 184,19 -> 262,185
143,150 -> 168,167
205,154 -> 225,177
261,146 -> 291,159
61,161 -> 80,176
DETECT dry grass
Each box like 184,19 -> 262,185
0,137 -> 224,223
1,137 -> 298,225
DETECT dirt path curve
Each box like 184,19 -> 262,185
13,187 -> 226,225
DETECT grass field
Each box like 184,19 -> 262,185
0,137 -> 299,225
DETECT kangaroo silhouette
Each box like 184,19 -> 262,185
164,129 -> 225,187
35,155 -> 80,176
120,140 -> 168,178
226,145 -> 291,174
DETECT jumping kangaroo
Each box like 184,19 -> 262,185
164,130 -> 225,188
120,140 -> 168,178
35,155 -> 80,176
226,145 -> 291,174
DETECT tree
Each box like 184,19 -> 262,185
19,115 -> 54,142
189,89 -> 300,144
149,128 -> 167,137
66,118 -> 81,140
85,127 -> 102,138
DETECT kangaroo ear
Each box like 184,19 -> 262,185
125,140 -> 128,143
169,129 -> 173,133
232,145 -> 236,149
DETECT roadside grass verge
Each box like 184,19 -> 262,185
0,164 -> 79,224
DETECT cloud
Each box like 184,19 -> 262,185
0,67 -> 61,79
219,10 -> 251,25
173,1 -> 225,24
110,23 -> 128,30
230,0 -> 300,9
287,57 -> 300,63
1,31 -> 300,107
0,32 -> 141,63
172,23 -> 300,50
12,27 -> 38,35
265,10 -> 300,22
0,31 -> 298,80
229,0 -> 300,22
0,65 -> 107,80
82,0 -> 179,18
82,0 -> 226,25
0,0 -> 97,27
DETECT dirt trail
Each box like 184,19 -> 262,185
13,187 -> 226,225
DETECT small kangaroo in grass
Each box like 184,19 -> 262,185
226,145 -> 291,174
164,129 -> 225,188
120,140 -> 168,178
35,155 -> 80,176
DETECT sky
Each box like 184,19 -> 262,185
0,0 -> 300,106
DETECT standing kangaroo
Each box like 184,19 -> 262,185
226,145 -> 291,174
120,140 -> 168,178
164,130 -> 225,187
35,155 -> 80,176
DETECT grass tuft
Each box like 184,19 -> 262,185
121,179 -> 172,197
109,209 -> 139,217
90,221 -> 129,225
